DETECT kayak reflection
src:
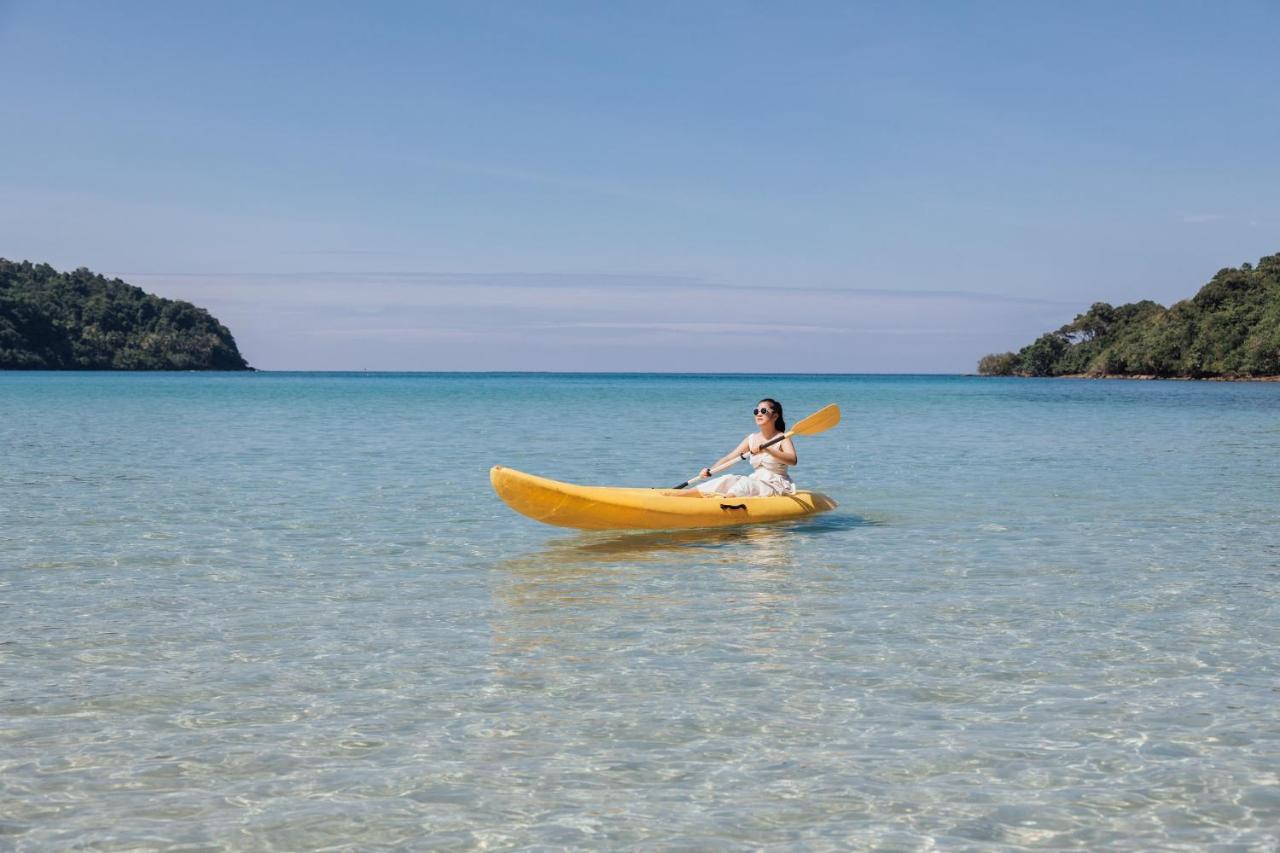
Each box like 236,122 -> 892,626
483,512 -> 877,683
496,512 -> 875,572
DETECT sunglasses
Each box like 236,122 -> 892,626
753,407 -> 774,416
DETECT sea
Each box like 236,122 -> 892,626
2,372 -> 1278,850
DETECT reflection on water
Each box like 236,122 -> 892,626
484,515 -> 879,688
473,510 -> 909,849
496,512 -> 877,570
487,514 -> 880,646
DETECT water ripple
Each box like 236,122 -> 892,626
1,373 -> 1278,848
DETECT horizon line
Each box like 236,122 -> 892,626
3,369 -> 981,377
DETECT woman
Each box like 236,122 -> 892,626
689,398 -> 797,497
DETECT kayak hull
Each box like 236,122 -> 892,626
490,466 -> 837,530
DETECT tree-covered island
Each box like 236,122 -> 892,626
979,253 -> 1280,379
0,259 -> 250,370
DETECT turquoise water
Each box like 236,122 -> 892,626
3,372 -> 1278,849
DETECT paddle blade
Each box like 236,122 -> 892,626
789,403 -> 841,437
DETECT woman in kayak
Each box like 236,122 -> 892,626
687,399 -> 797,497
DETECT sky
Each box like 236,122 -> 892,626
1,0 -> 1277,371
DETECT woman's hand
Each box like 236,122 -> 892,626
700,467 -> 712,478
763,437 -> 797,465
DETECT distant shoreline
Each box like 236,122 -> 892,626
1031,374 -> 1280,382
970,372 -> 1280,382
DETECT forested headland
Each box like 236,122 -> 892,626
979,253 -> 1280,379
0,260 -> 250,370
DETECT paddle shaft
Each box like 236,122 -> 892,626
670,431 -> 790,490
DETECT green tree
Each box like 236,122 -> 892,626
976,254 -> 1280,379
1019,333 -> 1069,376
977,352 -> 1020,375
0,259 -> 251,370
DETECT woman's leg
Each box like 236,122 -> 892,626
673,475 -> 786,498
695,474 -> 745,495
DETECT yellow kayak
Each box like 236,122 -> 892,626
490,465 -> 837,530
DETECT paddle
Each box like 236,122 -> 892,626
670,403 -> 842,489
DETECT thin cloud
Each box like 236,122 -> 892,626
282,250 -> 407,257
541,321 -> 996,336
120,270 -> 1075,307
545,321 -> 852,334
298,327 -> 492,341
112,268 -> 1079,370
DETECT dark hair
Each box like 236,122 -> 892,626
759,398 -> 785,432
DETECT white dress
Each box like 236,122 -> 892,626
696,441 -> 796,498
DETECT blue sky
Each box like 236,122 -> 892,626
2,0 -> 1276,370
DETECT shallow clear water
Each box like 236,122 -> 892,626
2,373 -> 1278,849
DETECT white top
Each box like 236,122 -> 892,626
750,447 -> 790,476
747,436 -> 795,494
